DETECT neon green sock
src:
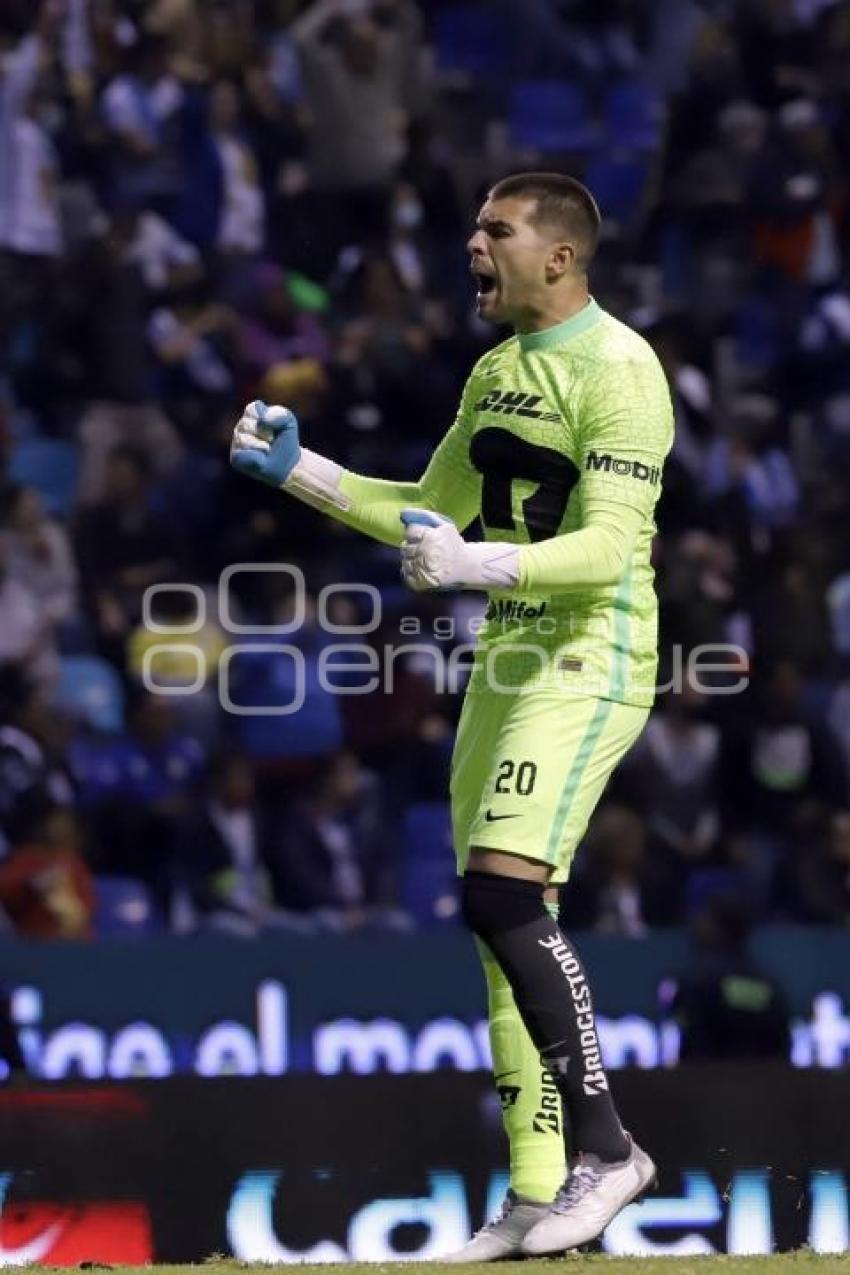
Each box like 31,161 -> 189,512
477,939 -> 566,1203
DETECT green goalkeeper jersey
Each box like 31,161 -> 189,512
338,298 -> 674,708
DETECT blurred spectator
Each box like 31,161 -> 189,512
121,205 -> 202,293
290,0 -> 425,261
236,262 -> 330,376
75,444 -> 180,648
0,666 -> 75,857
209,78 -> 267,257
818,1 -> 850,98
293,0 -> 423,186
667,894 -> 791,1060
620,689 -> 722,909
828,669 -> 850,790
333,253 -> 456,443
100,34 -> 184,207
0,806 -> 94,940
752,98 -> 844,286
669,97 -> 767,225
203,0 -> 257,79
751,556 -> 831,672
258,355 -> 330,421
143,0 -> 207,83
174,753 -> 309,932
561,805 -> 672,935
780,807 -> 850,925
70,689 -> 204,901
126,585 -> 226,745
648,317 -> 714,489
269,748 -> 395,923
0,483 -> 80,629
147,276 -> 236,437
706,396 -> 801,548
176,754 -> 269,922
0,535 -> 59,690
659,530 -> 740,660
0,83 -> 63,262
720,660 -> 847,844
75,222 -> 185,503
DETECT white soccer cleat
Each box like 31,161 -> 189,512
520,1135 -> 656,1255
440,1188 -> 552,1262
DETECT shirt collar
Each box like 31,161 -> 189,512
517,298 -> 602,352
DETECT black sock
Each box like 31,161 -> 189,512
462,872 -> 629,1163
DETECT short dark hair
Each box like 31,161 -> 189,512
488,172 -> 601,270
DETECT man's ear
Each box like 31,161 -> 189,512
546,241 -> 574,282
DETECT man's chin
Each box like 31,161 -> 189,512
476,292 -> 505,323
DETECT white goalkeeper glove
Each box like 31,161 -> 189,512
400,509 -> 520,592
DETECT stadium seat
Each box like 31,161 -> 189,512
404,801 -> 454,859
508,81 -> 597,154
434,4 -> 511,79
230,644 -> 343,760
735,297 -> 781,373
403,858 -> 461,925
93,876 -> 162,936
603,80 -> 665,151
54,655 -> 125,733
584,154 -> 651,231
8,437 -> 79,517
684,867 -> 745,918
402,801 -> 459,925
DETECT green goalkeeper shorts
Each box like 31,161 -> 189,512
451,689 -> 649,884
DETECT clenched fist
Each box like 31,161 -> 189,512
230,400 -> 301,487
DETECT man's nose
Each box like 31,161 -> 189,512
467,229 -> 486,255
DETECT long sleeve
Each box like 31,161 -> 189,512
518,348 -> 673,593
518,499 -> 645,591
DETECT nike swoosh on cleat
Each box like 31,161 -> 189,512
494,1069 -> 520,1081
484,810 -> 520,822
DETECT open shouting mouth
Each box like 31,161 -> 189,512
471,263 -> 498,309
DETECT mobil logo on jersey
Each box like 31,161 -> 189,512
585,450 -> 662,485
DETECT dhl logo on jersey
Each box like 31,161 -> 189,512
474,390 -> 560,422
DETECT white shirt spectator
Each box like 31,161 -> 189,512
0,34 -> 43,245
0,575 -> 42,662
124,210 -> 199,290
101,74 -> 184,146
63,0 -> 95,79
0,573 -> 58,690
827,573 -> 850,656
215,135 -> 264,254
2,116 -> 63,256
2,522 -> 80,626
148,308 -> 233,393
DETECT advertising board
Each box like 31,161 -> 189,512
0,1070 -> 847,1260
2,927 -> 849,1081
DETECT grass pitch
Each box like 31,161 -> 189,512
15,1254 -> 850,1275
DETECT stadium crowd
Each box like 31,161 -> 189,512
1,0 -> 850,940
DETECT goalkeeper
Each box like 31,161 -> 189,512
230,172 -> 673,1258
